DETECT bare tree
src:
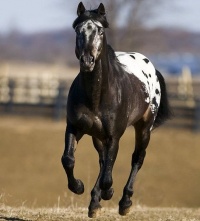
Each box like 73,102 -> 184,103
103,0 -> 163,50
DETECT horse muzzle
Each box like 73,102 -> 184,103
80,55 -> 95,72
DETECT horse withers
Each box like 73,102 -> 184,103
61,2 -> 171,218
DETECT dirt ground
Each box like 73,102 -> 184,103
0,206 -> 200,221
0,115 -> 200,211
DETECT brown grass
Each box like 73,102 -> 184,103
0,206 -> 200,221
0,115 -> 200,212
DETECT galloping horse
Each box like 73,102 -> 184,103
61,2 -> 171,218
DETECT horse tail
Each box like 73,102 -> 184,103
153,70 -> 172,129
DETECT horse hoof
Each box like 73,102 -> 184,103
119,207 -> 130,216
68,179 -> 84,195
119,199 -> 132,216
101,187 -> 114,200
88,207 -> 101,218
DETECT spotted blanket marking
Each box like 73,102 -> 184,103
115,51 -> 161,114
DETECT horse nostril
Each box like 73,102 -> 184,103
80,55 -> 94,66
90,56 -> 94,64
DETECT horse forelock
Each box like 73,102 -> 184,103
73,10 -> 109,29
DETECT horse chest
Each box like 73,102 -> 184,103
69,101 -> 122,138
68,103 -> 102,135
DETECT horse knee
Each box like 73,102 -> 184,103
61,155 -> 75,169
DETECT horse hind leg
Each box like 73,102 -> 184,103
119,121 -> 151,216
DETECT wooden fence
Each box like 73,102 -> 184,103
0,76 -> 70,120
0,70 -> 200,131
165,69 -> 200,131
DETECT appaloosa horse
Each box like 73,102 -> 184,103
61,2 -> 171,218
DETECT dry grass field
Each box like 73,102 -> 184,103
0,206 -> 200,221
0,115 -> 200,220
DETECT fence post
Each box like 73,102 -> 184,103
54,82 -> 66,121
6,79 -> 15,113
194,100 -> 200,132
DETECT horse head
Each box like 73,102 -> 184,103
73,2 -> 109,72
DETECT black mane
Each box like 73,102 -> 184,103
72,9 -> 109,29
107,45 -> 115,59
107,45 -> 127,71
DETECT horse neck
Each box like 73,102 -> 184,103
81,43 -> 110,112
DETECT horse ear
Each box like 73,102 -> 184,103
97,3 -> 106,15
77,2 -> 86,16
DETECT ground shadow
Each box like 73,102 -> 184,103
0,216 -> 31,221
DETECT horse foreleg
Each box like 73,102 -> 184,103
61,125 -> 84,195
88,137 -> 114,218
119,125 -> 150,216
99,138 -> 119,193
88,138 -> 104,218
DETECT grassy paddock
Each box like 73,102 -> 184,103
0,116 -> 200,210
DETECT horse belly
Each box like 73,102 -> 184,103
127,91 -> 150,126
